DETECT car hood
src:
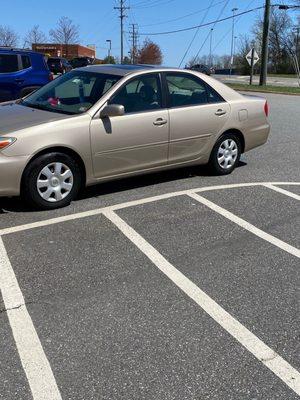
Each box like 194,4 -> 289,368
0,102 -> 70,134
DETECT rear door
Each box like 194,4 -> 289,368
90,72 -> 169,178
163,72 -> 230,164
0,53 -> 20,101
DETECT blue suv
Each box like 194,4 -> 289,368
0,48 -> 53,102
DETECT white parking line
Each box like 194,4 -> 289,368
262,183 -> 300,201
102,209 -> 300,396
1,182 -> 299,237
189,192 -> 300,259
0,238 -> 62,400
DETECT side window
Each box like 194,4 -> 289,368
206,84 -> 225,104
21,55 -> 31,70
0,54 -> 19,73
165,73 -> 208,107
110,73 -> 162,114
103,78 -> 118,94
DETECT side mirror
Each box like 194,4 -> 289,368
100,104 -> 125,118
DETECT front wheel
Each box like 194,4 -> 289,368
207,134 -> 241,175
22,152 -> 82,210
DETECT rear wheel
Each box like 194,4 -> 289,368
22,152 -> 82,210
208,133 -> 241,175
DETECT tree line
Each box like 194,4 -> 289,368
189,8 -> 300,75
0,17 -> 163,65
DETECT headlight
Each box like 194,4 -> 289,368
0,137 -> 16,150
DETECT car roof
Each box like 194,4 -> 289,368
0,47 -> 42,56
77,64 -> 186,77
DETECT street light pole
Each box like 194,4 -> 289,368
230,8 -> 238,76
259,0 -> 271,86
106,39 -> 112,58
209,28 -> 213,68
233,35 -> 237,63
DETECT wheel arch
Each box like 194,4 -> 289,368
220,128 -> 245,153
21,146 -> 87,189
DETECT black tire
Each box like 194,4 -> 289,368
207,133 -> 241,175
22,152 -> 82,210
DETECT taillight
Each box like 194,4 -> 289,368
49,72 -> 54,81
264,101 -> 269,117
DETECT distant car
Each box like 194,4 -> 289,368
70,57 -> 94,68
0,48 -> 53,102
0,65 -> 270,210
47,57 -> 72,74
188,64 -> 212,75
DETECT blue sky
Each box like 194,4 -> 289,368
0,0 -> 279,65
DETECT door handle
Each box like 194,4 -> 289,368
15,78 -> 24,83
215,109 -> 227,116
153,118 -> 167,126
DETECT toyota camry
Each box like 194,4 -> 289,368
0,65 -> 270,210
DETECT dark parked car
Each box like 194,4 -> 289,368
70,57 -> 94,68
0,48 -> 53,102
187,64 -> 213,75
47,57 -> 72,74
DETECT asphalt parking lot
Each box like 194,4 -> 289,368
0,92 -> 299,400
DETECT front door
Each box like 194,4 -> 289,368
90,73 -> 169,178
164,72 -> 230,164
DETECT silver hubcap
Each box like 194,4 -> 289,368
37,162 -> 73,202
217,139 -> 238,170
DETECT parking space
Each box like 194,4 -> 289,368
0,181 -> 299,399
0,92 -> 299,399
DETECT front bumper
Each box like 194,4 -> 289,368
0,154 -> 29,196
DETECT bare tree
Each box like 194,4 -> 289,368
252,9 -> 293,73
49,17 -> 79,57
137,39 -> 163,65
24,25 -> 47,48
0,25 -> 18,47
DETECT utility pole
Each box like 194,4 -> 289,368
259,0 -> 271,86
129,23 -> 138,64
114,0 -> 129,64
229,8 -> 238,76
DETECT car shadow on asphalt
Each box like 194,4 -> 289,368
0,161 -> 247,213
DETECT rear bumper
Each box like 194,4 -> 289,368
244,122 -> 270,152
0,154 -> 28,196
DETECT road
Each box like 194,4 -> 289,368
215,74 -> 300,88
0,93 -> 299,400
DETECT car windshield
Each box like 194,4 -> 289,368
21,70 -> 121,115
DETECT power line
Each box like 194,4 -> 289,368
139,0 -> 228,27
192,0 -> 230,61
131,0 -> 176,9
178,0 -> 215,67
138,6 -> 266,36
212,0 -> 258,53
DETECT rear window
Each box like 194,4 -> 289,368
21,55 -> 31,69
0,54 -> 19,73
